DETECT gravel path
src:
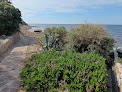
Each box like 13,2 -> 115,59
0,33 -> 38,92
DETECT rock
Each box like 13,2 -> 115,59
2,35 -> 6,37
117,47 -> 122,53
115,63 -> 122,92
34,29 -> 42,32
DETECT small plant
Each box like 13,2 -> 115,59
43,26 -> 67,49
20,50 -> 108,92
38,32 -> 57,51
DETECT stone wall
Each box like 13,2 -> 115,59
20,25 -> 41,38
0,32 -> 20,56
114,63 -> 122,92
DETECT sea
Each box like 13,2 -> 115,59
28,24 -> 122,47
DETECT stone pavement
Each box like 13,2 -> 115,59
0,33 -> 38,92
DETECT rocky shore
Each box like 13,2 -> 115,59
20,25 -> 42,38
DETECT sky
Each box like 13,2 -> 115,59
12,0 -> 122,24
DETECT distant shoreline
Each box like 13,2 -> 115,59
28,23 -> 122,26
27,24 -> 122,47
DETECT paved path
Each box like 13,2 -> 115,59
0,33 -> 38,92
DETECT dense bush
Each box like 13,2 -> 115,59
43,26 -> 67,49
65,24 -> 115,67
20,50 -> 108,92
0,2 -> 21,35
116,52 -> 122,64
118,52 -> 122,58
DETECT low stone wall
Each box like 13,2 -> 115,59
20,25 -> 41,38
0,32 -> 20,56
114,63 -> 122,92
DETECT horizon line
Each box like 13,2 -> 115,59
28,23 -> 122,25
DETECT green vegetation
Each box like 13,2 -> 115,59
0,0 -> 10,3
0,2 -> 22,36
117,52 -> 122,64
65,24 -> 115,67
0,1 -> 115,91
38,32 -> 57,51
42,26 -> 67,49
118,52 -> 122,58
20,24 -> 115,92
20,50 -> 108,92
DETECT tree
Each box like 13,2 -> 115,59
0,0 -> 8,2
0,0 -> 11,4
0,2 -> 22,35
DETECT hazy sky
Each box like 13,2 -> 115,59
12,0 -> 122,24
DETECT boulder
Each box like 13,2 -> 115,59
34,29 -> 42,32
117,47 -> 122,53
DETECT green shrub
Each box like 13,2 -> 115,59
116,52 -> 122,64
65,24 -> 115,67
20,50 -> 108,92
118,52 -> 122,58
43,26 -> 67,49
0,2 -> 22,36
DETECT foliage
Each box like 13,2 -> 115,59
42,26 -> 67,49
20,50 -> 108,92
0,2 -> 22,36
38,32 -> 57,51
0,0 -> 9,3
116,52 -> 122,64
118,52 -> 122,58
65,24 -> 115,67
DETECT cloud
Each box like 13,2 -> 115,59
12,0 -> 122,21
12,0 -> 122,12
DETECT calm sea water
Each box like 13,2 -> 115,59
28,24 -> 122,47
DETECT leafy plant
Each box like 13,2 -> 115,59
43,26 -> 67,49
38,32 -> 57,51
20,50 -> 108,92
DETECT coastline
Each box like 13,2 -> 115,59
28,24 -> 122,47
20,25 -> 42,38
